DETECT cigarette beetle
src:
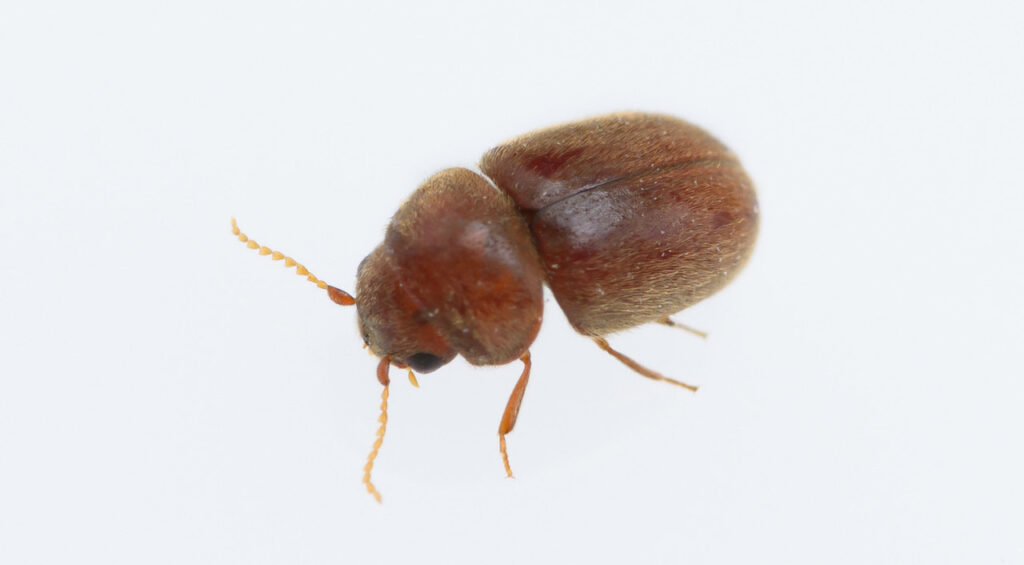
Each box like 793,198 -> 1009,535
231,112 -> 759,501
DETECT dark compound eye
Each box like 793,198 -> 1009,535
406,352 -> 445,373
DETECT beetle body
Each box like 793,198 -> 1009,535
357,112 -> 758,371
232,111 -> 758,501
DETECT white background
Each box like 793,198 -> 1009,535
2,1 -> 1022,563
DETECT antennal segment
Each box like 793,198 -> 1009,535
363,356 -> 392,503
230,217 -> 356,305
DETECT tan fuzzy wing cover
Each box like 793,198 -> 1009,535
481,113 -> 759,336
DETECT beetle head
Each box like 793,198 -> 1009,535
354,245 -> 457,374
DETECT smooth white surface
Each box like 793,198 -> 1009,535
2,1 -> 1022,563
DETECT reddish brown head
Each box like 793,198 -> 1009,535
354,243 -> 458,372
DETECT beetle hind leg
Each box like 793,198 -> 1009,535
593,337 -> 699,392
657,316 -> 708,339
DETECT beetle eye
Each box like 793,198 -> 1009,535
406,352 -> 445,373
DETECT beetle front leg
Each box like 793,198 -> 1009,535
498,351 -> 532,478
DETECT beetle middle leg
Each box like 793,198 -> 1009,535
498,351 -> 532,478
593,337 -> 699,392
